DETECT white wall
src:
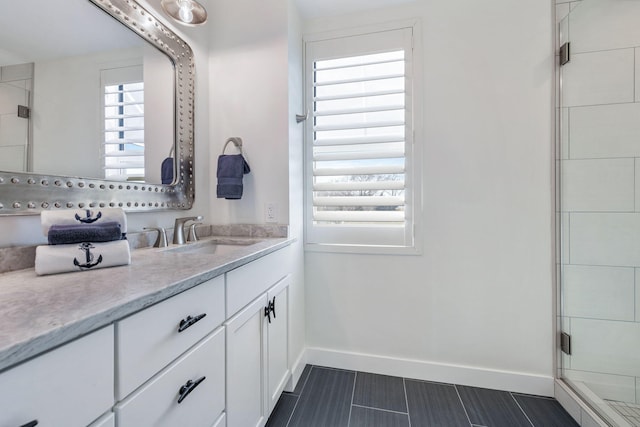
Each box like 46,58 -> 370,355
286,0 -> 307,384
303,1 -> 555,395
33,48 -> 143,178
143,44 -> 174,184
208,0 -> 290,225
207,0 -> 307,384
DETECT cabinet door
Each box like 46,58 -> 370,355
267,276 -> 291,412
225,294 -> 269,427
0,326 -> 113,427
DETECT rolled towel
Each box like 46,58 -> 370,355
41,208 -> 127,236
216,154 -> 251,199
35,240 -> 131,276
48,221 -> 123,245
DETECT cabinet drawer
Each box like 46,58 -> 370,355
116,275 -> 225,399
0,326 -> 114,427
116,327 -> 225,427
226,246 -> 290,316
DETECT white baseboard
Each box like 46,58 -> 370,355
286,350 -> 308,392
304,347 -> 555,397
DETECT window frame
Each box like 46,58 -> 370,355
303,20 -> 423,255
100,65 -> 145,182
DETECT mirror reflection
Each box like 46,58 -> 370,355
0,0 -> 174,184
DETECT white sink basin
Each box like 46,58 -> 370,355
162,238 -> 262,256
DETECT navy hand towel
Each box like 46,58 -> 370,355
161,157 -> 174,184
216,154 -> 251,199
48,221 -> 124,245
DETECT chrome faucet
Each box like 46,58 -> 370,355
173,216 -> 203,245
144,227 -> 168,248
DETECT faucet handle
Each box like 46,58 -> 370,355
144,227 -> 168,248
187,223 -> 199,242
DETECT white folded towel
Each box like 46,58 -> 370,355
35,240 -> 131,276
41,208 -> 128,236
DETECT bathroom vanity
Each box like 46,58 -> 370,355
0,236 -> 293,427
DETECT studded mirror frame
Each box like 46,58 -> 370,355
0,0 -> 195,215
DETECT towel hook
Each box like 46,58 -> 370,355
223,137 -> 243,155
296,111 -> 309,123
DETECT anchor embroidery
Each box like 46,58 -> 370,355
75,209 -> 102,224
73,242 -> 103,269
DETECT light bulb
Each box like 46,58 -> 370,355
177,0 -> 194,23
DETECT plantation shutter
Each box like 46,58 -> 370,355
101,66 -> 145,182
305,27 -> 416,248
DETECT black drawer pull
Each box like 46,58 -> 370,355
178,313 -> 206,333
20,421 -> 38,427
178,376 -> 206,403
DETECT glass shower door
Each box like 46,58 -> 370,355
0,78 -> 30,172
558,1 -> 640,425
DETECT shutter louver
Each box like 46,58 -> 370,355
103,81 -> 145,181
312,50 -> 406,226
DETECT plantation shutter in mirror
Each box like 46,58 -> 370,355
101,65 -> 145,182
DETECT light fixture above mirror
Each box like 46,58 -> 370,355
161,0 -> 208,26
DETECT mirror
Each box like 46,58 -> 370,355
0,0 -> 195,215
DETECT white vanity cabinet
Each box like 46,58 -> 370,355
226,294 -> 270,427
266,277 -> 290,411
225,247 -> 291,427
0,241 -> 292,427
0,326 -> 114,427
114,327 -> 225,427
115,275 -> 225,399
114,275 -> 226,427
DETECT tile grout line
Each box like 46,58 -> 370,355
512,392 -> 557,401
510,392 -> 536,427
284,365 -> 313,427
347,371 -> 357,427
298,365 -> 313,394
453,384 -> 474,427
283,395 -> 300,427
403,377 -> 413,427
351,403 -> 409,415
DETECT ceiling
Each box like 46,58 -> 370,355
0,0 -> 143,67
295,0 -> 417,19
0,0 -> 416,67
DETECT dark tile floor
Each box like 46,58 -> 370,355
266,365 -> 579,427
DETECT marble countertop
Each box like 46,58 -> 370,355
0,236 -> 293,372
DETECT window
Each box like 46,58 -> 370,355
101,66 -> 145,182
304,25 -> 420,253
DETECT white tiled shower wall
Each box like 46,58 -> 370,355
558,0 -> 640,406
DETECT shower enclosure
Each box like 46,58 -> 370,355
557,0 -> 640,425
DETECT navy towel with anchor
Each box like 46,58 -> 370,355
35,208 -> 131,276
